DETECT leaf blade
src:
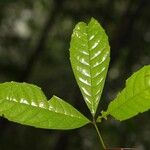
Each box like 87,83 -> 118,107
0,82 -> 90,129
107,65 -> 150,121
70,18 -> 110,115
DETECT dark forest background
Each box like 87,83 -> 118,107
0,0 -> 150,150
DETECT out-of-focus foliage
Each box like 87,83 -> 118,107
0,0 -> 150,150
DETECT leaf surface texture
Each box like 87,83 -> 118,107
70,18 -> 110,115
107,65 -> 150,121
0,82 -> 90,129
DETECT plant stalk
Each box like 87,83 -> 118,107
93,120 -> 106,150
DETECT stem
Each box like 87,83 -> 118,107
93,120 -> 106,150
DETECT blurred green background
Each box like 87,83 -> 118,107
0,0 -> 150,150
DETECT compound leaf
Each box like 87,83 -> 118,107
0,82 -> 90,129
107,65 -> 150,121
70,18 -> 110,116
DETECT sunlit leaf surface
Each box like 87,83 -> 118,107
70,18 -> 110,116
107,65 -> 150,121
0,82 -> 90,129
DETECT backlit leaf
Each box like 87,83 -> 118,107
107,65 -> 150,121
70,18 -> 110,116
0,82 -> 90,129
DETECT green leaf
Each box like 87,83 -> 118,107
70,18 -> 110,116
107,65 -> 150,121
0,82 -> 90,129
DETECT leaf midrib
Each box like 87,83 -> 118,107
0,98 -> 83,119
86,24 -> 94,114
